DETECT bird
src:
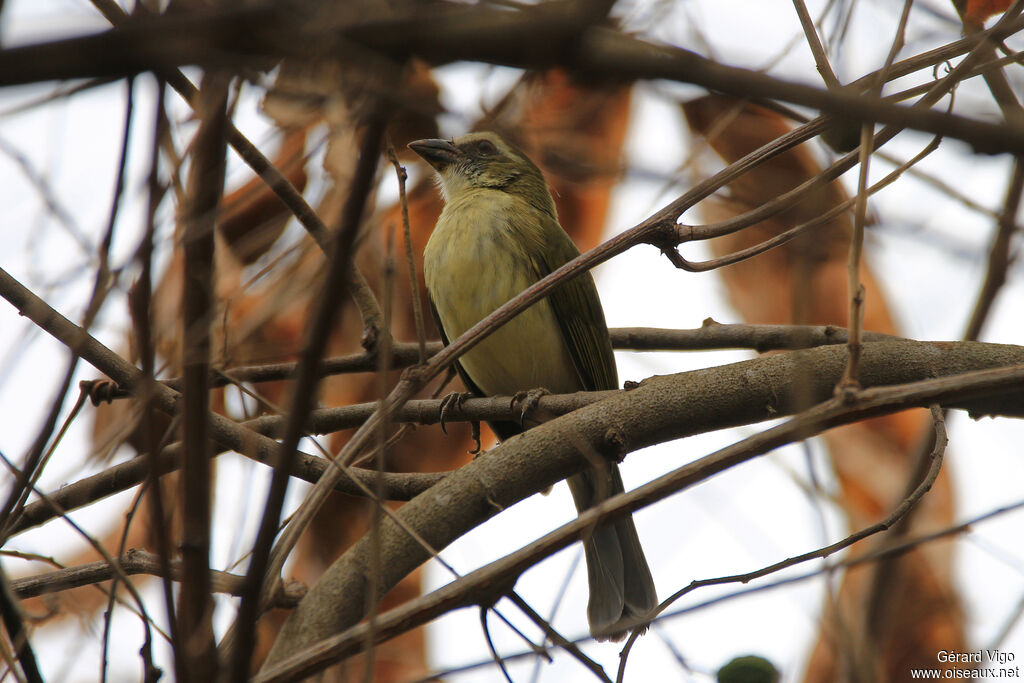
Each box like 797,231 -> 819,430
408,131 -> 656,640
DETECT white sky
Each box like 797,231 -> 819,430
1,1 -> 1023,682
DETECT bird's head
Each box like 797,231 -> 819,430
408,131 -> 555,216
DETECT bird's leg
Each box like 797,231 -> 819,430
511,387 -> 552,428
438,391 -> 470,434
438,391 -> 482,454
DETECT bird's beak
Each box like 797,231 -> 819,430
408,138 -> 459,170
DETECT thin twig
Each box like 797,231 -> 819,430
837,0 -> 913,394
8,442 -> 446,539
0,452 -> 160,681
792,0 -> 840,88
955,0 -> 1024,128
646,497 -> 1024,641
386,141 -> 429,364
964,157 -> 1024,341
506,592 -> 609,683
0,137 -> 127,540
0,136 -> 91,253
671,135 -> 941,272
670,3 -> 1023,272
8,550 -> 306,608
415,495 -> 1024,683
479,607 -> 515,683
88,321 -> 908,401
618,403 -> 947,679
85,323 -> 906,400
0,564 -> 43,683
84,0 -> 388,343
838,122 -> 873,393
130,83 -> 180,680
101,480 -> 146,683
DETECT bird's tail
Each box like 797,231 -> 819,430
567,463 -> 657,641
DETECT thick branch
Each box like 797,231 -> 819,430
178,70 -> 227,679
261,341 -> 1024,671
3,4 -> 1024,153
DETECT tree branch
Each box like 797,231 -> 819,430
260,342 -> 1024,675
9,549 -> 305,609
9,448 -> 444,538
84,323 -> 903,400
177,69 -> 228,680
3,4 -> 1024,152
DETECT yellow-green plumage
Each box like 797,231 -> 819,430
410,131 -> 656,640
424,188 -> 580,396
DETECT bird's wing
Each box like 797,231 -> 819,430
528,213 -> 618,393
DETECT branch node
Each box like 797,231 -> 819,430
360,323 -> 381,353
603,426 -> 627,460
835,378 -> 862,403
646,219 -> 684,255
81,378 -> 120,405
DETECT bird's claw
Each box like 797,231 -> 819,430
438,391 -> 471,434
438,391 -> 483,454
511,388 -> 551,428
469,420 -> 482,456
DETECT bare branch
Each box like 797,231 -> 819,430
259,343 -> 1024,676
9,550 -> 305,609
3,5 -> 1024,152
177,69 -> 229,679
616,404 -> 948,678
964,158 -> 1024,341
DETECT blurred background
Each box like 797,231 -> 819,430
1,1 -> 1023,681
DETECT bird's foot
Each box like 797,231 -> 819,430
438,391 -> 472,434
511,387 -> 551,428
439,391 -> 482,454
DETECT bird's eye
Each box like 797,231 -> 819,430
476,139 -> 497,155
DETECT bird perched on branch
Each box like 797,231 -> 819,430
409,131 -> 656,640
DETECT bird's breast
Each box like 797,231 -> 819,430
424,191 -> 579,396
